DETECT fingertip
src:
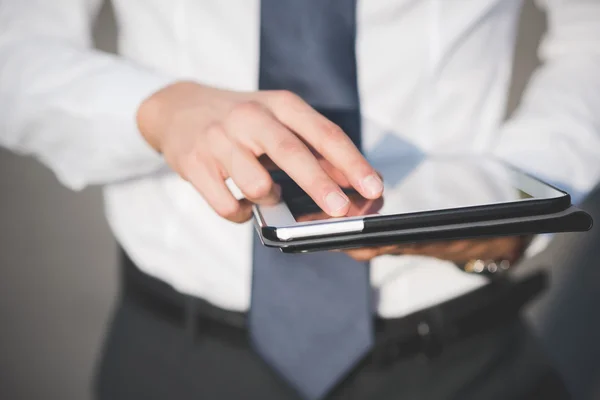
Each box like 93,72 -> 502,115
324,191 -> 350,216
359,174 -> 384,199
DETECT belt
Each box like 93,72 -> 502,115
119,250 -> 547,366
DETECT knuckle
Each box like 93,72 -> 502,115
204,124 -> 234,159
320,122 -> 346,143
204,122 -> 226,142
191,146 -> 210,169
274,136 -> 305,155
271,90 -> 301,105
228,101 -> 265,122
215,200 -> 240,220
245,178 -> 273,199
177,148 -> 206,182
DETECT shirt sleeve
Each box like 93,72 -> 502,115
493,0 -> 600,205
0,0 -> 177,190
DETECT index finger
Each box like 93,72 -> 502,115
265,91 -> 384,199
224,103 -> 351,217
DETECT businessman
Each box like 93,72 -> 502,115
1,0 -> 599,399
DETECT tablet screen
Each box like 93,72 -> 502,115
272,155 -> 565,222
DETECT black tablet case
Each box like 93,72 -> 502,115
257,206 -> 592,253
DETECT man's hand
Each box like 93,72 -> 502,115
343,236 -> 528,263
137,82 -> 383,222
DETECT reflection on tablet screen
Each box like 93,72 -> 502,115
275,176 -> 381,220
271,156 -> 564,224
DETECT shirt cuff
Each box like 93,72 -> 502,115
106,67 -> 177,179
53,65 -> 178,190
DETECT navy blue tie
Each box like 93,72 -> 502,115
250,1 -> 374,399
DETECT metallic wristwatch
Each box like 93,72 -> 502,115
457,235 -> 534,277
461,259 -> 512,275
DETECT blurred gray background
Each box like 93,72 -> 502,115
0,1 -> 599,399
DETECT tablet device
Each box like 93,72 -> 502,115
269,206 -> 593,253
252,155 -> 572,244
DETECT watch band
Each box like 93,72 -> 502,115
457,235 -> 534,277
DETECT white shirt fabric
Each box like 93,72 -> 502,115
1,0 -> 599,318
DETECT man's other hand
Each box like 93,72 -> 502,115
343,236 -> 527,263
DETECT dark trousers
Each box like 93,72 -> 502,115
93,278 -> 570,399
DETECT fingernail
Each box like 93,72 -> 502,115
325,192 -> 349,214
361,174 -> 384,197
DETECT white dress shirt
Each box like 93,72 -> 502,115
1,0 -> 599,318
